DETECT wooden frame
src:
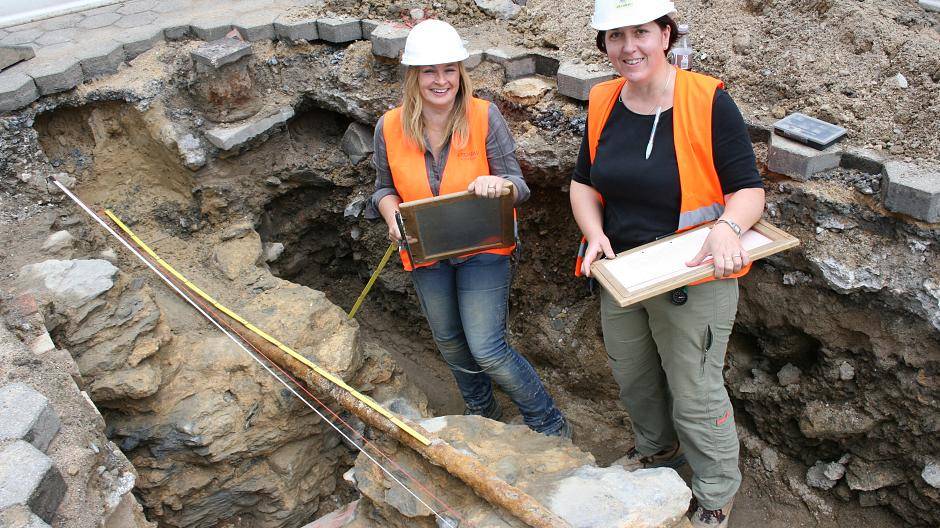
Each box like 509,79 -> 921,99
592,219 -> 800,307
398,187 -> 515,265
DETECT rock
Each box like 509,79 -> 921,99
839,361 -> 855,380
922,462 -> 940,489
221,222 -> 253,240
731,33 -> 751,55
87,364 -> 161,401
777,363 -> 801,386
474,0 -> 522,19
263,242 -> 284,263
825,461 -> 847,481
846,459 -> 907,491
887,73 -> 908,89
18,260 -> 118,310
0,383 -> 61,453
0,504 -> 51,528
0,441 -> 66,523
557,62 -> 617,101
881,161 -> 940,223
344,197 -> 366,219
0,45 -> 35,71
99,249 -> 118,263
800,401 -> 877,438
40,231 -> 75,256
205,106 -> 295,151
806,461 -> 838,490
502,77 -> 554,106
760,447 -> 779,472
767,133 -> 842,181
211,230 -> 264,281
810,256 -> 884,294
340,122 -> 374,164
176,134 -> 206,171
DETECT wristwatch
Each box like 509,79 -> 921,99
715,219 -> 742,237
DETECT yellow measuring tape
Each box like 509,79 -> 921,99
347,242 -> 396,320
104,210 -> 430,446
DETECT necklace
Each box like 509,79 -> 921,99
622,67 -> 675,160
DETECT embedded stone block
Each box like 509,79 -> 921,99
118,28 -> 165,61
533,52 -> 559,76
0,383 -> 61,452
360,19 -> 381,39
767,133 -> 842,181
341,122 -> 375,164
205,106 -> 294,151
317,17 -> 362,43
77,40 -> 126,79
882,161 -> 940,223
233,11 -> 277,42
369,23 -> 409,59
0,46 -> 35,71
0,441 -> 66,523
485,47 -> 536,80
163,25 -> 193,41
465,49 -> 484,69
0,71 -> 38,113
0,504 -> 51,528
26,58 -> 83,96
191,38 -> 252,69
191,18 -> 233,41
273,18 -> 319,42
556,61 -> 617,101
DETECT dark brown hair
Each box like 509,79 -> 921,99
595,15 -> 679,55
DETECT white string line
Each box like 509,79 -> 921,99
52,180 -> 459,528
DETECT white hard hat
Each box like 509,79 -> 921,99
591,0 -> 677,31
400,19 -> 470,66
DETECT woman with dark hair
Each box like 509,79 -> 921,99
369,19 -> 569,438
570,1 -> 765,526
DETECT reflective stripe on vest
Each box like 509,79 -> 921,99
575,68 -> 750,282
384,97 -> 515,271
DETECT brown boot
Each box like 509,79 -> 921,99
613,443 -> 686,471
690,499 -> 734,528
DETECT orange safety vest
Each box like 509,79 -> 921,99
574,68 -> 750,283
384,97 -> 515,271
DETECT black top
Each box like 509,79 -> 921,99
572,89 -> 763,253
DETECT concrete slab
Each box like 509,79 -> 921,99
882,161 -> 940,223
317,17 -> 362,43
0,441 -> 66,523
233,11 -> 277,42
205,106 -> 294,151
485,47 -> 536,80
0,46 -> 35,71
191,38 -> 252,69
556,61 -> 617,101
0,71 -> 38,113
77,39 -> 125,80
341,122 -> 374,164
273,18 -> 319,42
767,133 -> 842,181
0,383 -> 61,453
369,23 -> 409,59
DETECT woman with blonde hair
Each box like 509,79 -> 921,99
368,19 -> 569,437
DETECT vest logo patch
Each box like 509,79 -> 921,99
456,150 -> 480,160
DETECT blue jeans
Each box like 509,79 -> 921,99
410,253 -> 565,434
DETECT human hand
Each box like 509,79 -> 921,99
685,223 -> 750,278
581,233 -> 615,277
468,175 -> 509,199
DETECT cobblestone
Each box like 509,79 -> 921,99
190,17 -> 234,41
767,133 -> 842,181
25,57 -> 84,96
77,39 -> 125,79
0,441 -> 66,523
317,17 -> 362,43
233,11 -> 277,42
118,28 -> 165,61
0,383 -> 61,452
369,23 -> 410,59
556,61 -> 617,101
882,161 -> 940,223
485,47 -> 536,80
273,18 -> 319,42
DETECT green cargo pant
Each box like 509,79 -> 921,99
600,278 -> 741,509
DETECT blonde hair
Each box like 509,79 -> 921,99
401,62 -> 474,151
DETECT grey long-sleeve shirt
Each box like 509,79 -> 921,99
365,104 -> 530,220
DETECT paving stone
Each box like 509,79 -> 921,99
0,46 -> 35,71
317,17 -> 362,43
78,12 -> 121,30
881,161 -> 940,223
152,0 -> 190,14
77,39 -> 125,79
840,146 -> 886,174
0,504 -> 51,528
767,133 -> 842,181
369,23 -> 409,59
273,18 -> 319,42
0,441 -> 66,523
233,11 -> 277,42
163,25 -> 194,41
117,0 -> 156,15
118,28 -> 165,61
205,106 -> 294,150
2,28 -> 41,46
485,47 -> 536,80
114,12 -> 158,29
23,58 -> 83,96
191,38 -> 252,69
0,383 -> 61,453
39,14 -> 84,32
191,17 -> 234,41
360,19 -> 381,39
341,121 -> 375,164
556,61 -> 617,101
533,52 -> 559,76
33,28 -> 76,47
0,71 -> 38,113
